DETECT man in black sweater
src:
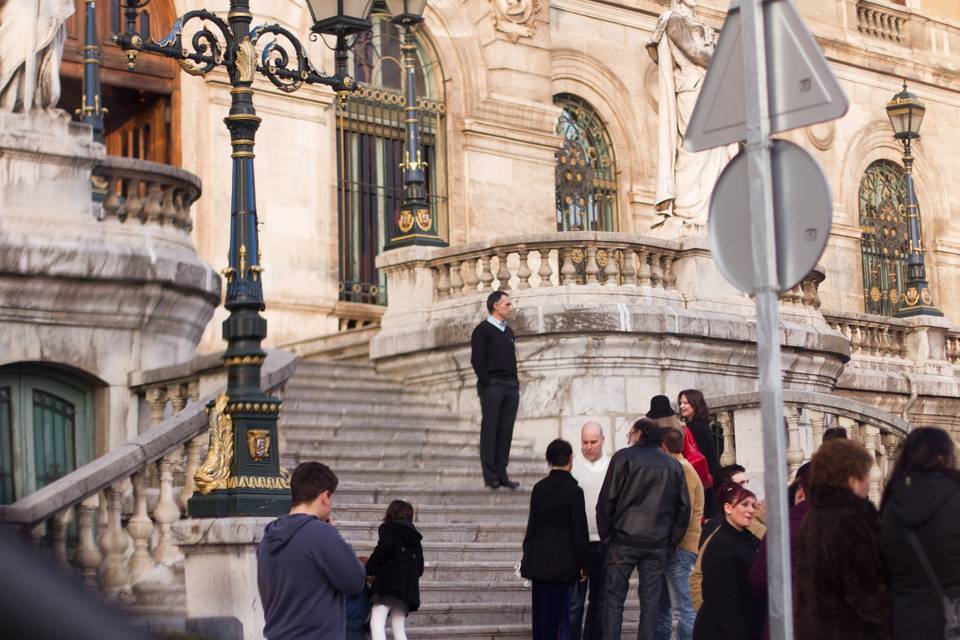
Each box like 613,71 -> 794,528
471,290 -> 520,490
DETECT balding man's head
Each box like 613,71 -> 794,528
580,421 -> 605,462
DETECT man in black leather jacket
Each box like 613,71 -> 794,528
597,418 -> 690,639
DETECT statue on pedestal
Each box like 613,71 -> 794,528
0,0 -> 75,113
646,0 -> 735,227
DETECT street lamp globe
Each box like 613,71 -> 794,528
886,81 -> 925,141
386,0 -> 428,25
308,0 -> 375,36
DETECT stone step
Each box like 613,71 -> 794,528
391,623 -> 531,639
405,601 -> 641,628
288,439 -> 482,459
349,540 -> 522,562
336,502 -> 528,524
282,386 -> 450,410
280,425 -> 477,447
334,484 -> 532,507
282,397 -> 458,421
418,581 -> 530,603
320,464 -> 544,487
419,560 -> 522,582
337,520 -> 525,544
279,412 -> 473,431
290,451 -> 545,474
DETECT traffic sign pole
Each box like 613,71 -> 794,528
741,1 -> 794,639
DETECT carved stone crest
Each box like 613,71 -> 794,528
489,0 -> 540,43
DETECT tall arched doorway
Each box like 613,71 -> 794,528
0,365 -> 95,504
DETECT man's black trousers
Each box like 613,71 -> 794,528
479,379 -> 519,484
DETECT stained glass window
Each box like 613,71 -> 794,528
859,160 -> 909,316
554,94 -> 618,232
336,9 -> 446,308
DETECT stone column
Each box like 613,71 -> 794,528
173,517 -> 273,640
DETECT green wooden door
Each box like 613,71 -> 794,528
0,368 -> 94,504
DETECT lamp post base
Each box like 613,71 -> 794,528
188,488 -> 291,518
895,284 -> 943,318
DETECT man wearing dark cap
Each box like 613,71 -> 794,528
471,290 -> 520,490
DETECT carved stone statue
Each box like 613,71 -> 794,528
646,0 -> 735,226
0,0 -> 75,113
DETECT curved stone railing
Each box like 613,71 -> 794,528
93,156 -> 201,231
427,231 -> 683,298
779,268 -> 825,309
825,311 -> 910,360
708,390 -> 910,503
0,350 -> 297,604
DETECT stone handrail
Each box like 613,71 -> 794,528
856,0 -> 909,45
426,231 -> 683,298
707,389 -> 910,503
825,311 -> 910,360
93,155 -> 201,231
0,350 -> 296,601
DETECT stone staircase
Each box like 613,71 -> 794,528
280,360 -> 641,638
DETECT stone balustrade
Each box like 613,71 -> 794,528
93,155 -> 201,231
778,268 -> 825,309
856,0 -> 909,44
825,312 -> 910,360
429,232 -> 682,299
708,390 -> 910,504
0,350 -> 297,606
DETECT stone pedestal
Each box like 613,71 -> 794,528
173,517 -> 271,640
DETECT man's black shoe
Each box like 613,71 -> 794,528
484,480 -> 501,490
499,478 -> 520,490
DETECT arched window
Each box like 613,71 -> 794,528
554,94 -> 618,232
337,8 -> 446,307
859,160 -> 909,316
0,365 -> 94,504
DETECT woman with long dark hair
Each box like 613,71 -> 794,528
365,500 -> 424,640
693,482 -> 764,640
678,389 -> 722,518
880,427 -> 960,640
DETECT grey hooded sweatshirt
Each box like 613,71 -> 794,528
256,513 -> 366,640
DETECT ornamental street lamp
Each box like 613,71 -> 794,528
885,82 -> 942,318
115,0 -> 372,517
384,0 -> 446,248
76,0 -> 106,144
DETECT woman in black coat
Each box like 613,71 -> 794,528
694,482 -> 764,640
366,500 -> 424,640
520,439 -> 589,640
679,389 -> 722,518
880,427 -> 960,640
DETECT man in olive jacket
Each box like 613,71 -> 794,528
597,419 -> 690,640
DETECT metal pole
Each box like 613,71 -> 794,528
895,136 -> 941,317
740,1 -> 793,639
79,0 -> 105,143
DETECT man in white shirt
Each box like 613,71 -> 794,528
570,421 -> 610,640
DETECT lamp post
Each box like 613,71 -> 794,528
885,82 -> 942,318
76,0 -> 106,143
115,0 -> 372,517
384,0 -> 445,248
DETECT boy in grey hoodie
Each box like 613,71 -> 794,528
257,462 -> 366,640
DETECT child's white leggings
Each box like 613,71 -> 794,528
370,603 -> 407,640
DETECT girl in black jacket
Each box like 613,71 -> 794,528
881,427 -> 960,640
694,482 -> 764,640
679,389 -> 723,518
366,500 -> 424,640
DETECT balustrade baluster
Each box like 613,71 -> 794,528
718,411 -> 736,466
496,252 -> 511,291
51,507 -> 74,572
179,435 -> 206,513
449,260 -> 464,296
153,454 -> 182,566
604,248 -> 620,286
663,254 -> 677,289
850,325 -> 863,353
479,256 -> 494,292
120,178 -> 144,222
810,411 -> 826,453
160,186 -> 177,226
75,495 -> 102,590
464,257 -> 481,293
517,250 -> 532,289
560,248 -> 578,285
127,470 -> 155,582
104,176 -> 121,218
863,428 -> 881,503
99,483 -> 131,596
649,253 -> 663,288
176,191 -> 193,231
786,411 -> 804,477
143,182 -> 163,224
620,249 -> 636,285
435,263 -> 451,300
637,250 -> 651,286
168,384 -> 189,412
145,387 -> 167,426
585,247 -> 600,285
537,249 -> 553,287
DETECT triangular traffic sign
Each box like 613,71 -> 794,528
684,0 -> 849,152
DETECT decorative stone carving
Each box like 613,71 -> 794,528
489,0 -> 540,43
646,0 -> 736,226
0,0 -> 74,112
